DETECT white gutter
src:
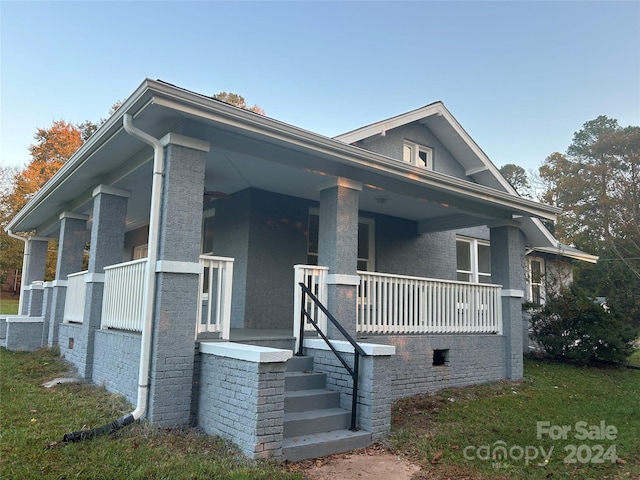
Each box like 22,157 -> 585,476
5,230 -> 28,315
122,113 -> 164,421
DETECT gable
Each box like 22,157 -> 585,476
350,121 -> 470,181
335,102 -> 513,193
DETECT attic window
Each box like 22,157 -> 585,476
403,142 -> 433,169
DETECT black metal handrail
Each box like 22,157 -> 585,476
296,281 -> 366,431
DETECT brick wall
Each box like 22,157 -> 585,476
303,340 -> 395,441
92,330 -> 141,406
361,334 -> 506,400
197,343 -> 290,459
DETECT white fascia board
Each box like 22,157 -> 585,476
529,247 -> 599,264
334,102 -> 445,144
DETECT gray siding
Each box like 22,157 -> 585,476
123,226 -> 149,261
374,214 -> 458,280
357,122 -> 469,179
211,189 -> 312,330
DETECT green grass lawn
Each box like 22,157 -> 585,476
0,348 -> 303,480
1,348 -> 638,479
391,355 -> 640,479
0,297 -> 19,314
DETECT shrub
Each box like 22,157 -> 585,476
529,286 -> 638,365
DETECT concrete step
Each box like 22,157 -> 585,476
285,370 -> 326,391
286,355 -> 314,372
284,388 -> 340,413
282,429 -> 372,462
284,407 -> 351,437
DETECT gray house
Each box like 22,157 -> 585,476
2,79 -> 594,460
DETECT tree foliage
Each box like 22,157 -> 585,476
539,116 -> 639,260
1,102 -> 121,287
499,163 -> 532,198
537,115 -> 640,356
213,91 -> 265,115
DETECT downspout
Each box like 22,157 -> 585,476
5,230 -> 28,315
62,113 -> 164,442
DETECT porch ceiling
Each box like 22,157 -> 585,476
8,79 -> 559,238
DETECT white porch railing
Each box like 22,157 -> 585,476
101,259 -> 147,332
293,265 -> 328,348
292,266 -> 503,337
357,271 -> 502,334
197,255 -> 234,340
63,270 -> 88,324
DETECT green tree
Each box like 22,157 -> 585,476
499,163 -> 532,198
539,116 -> 640,332
213,91 -> 265,115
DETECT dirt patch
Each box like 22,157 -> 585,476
288,444 -> 421,480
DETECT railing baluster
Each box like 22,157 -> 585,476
354,270 -> 502,335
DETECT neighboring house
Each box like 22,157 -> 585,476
2,79 -> 595,460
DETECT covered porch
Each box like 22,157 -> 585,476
5,79 -> 559,460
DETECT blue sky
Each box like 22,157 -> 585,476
1,1 -> 639,173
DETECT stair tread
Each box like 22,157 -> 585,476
284,388 -> 337,398
283,429 -> 370,446
282,429 -> 372,461
284,407 -> 350,422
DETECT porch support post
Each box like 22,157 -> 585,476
490,220 -> 526,380
21,237 -> 49,316
147,133 -> 209,427
317,178 -> 362,340
48,212 -> 88,347
79,186 -> 129,379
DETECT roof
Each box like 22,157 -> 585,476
7,79 -> 560,241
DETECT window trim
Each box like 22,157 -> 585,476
527,256 -> 546,305
403,140 -> 433,169
456,236 -> 491,284
201,208 -> 216,255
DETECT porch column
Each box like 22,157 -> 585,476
79,186 -> 129,379
490,220 -> 526,380
147,133 -> 209,427
21,237 -> 49,316
48,212 -> 89,347
317,178 -> 362,341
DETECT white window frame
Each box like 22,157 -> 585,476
202,207 -> 216,255
403,141 -> 433,169
527,257 -> 546,305
456,237 -> 491,284
307,208 -> 375,271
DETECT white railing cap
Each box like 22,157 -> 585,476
303,338 -> 395,356
199,341 -> 293,363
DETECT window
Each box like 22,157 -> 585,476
528,257 -> 545,305
456,237 -> 491,283
202,208 -> 216,254
133,244 -> 148,260
403,141 -> 433,169
307,209 -> 375,271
